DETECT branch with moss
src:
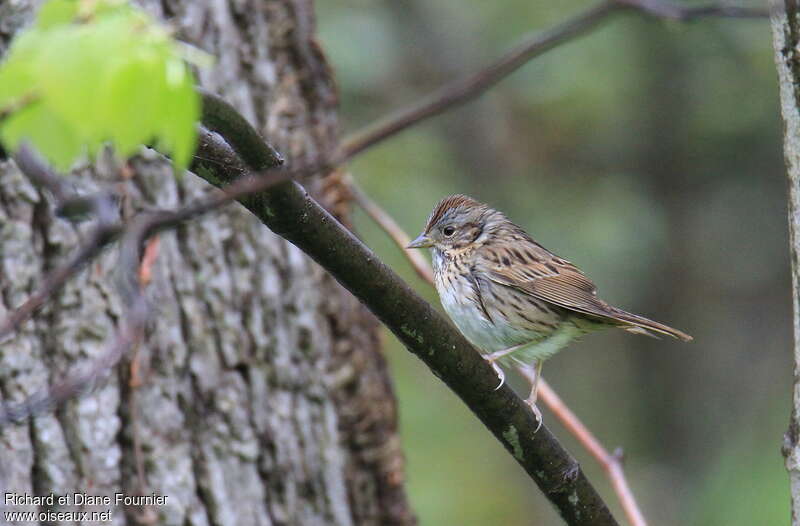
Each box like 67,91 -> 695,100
189,109 -> 621,526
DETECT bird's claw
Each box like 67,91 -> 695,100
483,357 -> 505,390
492,362 -> 505,390
530,404 -> 543,433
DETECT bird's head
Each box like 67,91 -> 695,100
408,194 -> 501,253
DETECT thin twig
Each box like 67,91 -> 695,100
0,223 -> 120,340
616,0 -> 769,20
348,178 -> 434,283
120,214 -> 159,525
339,0 -> 766,160
14,144 -> 74,204
339,1 -> 620,160
0,296 -> 147,426
14,143 -> 118,222
0,139 -> 300,340
138,236 -> 160,287
349,181 -> 647,526
538,382 -> 647,526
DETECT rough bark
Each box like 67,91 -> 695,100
772,3 -> 800,525
0,1 -> 413,525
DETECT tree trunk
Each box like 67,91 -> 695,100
0,1 -> 414,525
772,4 -> 800,525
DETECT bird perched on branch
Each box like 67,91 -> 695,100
408,194 -> 692,429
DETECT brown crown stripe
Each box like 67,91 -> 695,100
425,194 -> 482,232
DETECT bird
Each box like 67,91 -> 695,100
407,194 -> 692,429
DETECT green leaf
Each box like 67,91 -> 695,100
35,0 -> 78,29
2,105 -> 84,169
0,0 -> 205,172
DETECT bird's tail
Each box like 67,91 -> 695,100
611,308 -> 693,342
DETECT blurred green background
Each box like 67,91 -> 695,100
317,1 -> 785,525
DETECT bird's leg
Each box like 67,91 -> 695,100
483,341 -> 530,390
517,360 -> 544,432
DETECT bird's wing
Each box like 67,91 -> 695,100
481,246 -> 613,319
479,239 -> 693,341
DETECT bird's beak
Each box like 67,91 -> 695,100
407,233 -> 434,249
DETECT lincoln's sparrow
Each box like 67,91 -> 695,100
408,194 -> 691,428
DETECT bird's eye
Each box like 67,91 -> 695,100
442,226 -> 456,237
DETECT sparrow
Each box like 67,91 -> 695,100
408,194 -> 692,428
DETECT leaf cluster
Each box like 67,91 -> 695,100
0,0 -> 203,170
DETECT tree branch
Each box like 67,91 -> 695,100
339,1 -> 620,160
0,138 -> 294,341
617,0 -> 769,20
187,114 -> 620,526
538,382 -> 646,526
339,0 -> 766,159
348,178 -> 434,284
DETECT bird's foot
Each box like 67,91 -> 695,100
483,354 -> 506,390
484,344 -> 526,390
526,400 -> 543,433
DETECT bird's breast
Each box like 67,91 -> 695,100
436,271 -> 501,352
433,251 -> 565,352
433,260 -> 533,352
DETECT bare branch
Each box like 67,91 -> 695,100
339,1 -> 620,160
0,295 -> 147,426
0,224 -> 120,340
616,0 -> 769,20
348,178 -> 434,284
539,382 -> 647,526
0,134 -> 295,339
14,143 -> 118,222
339,0 -> 766,160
